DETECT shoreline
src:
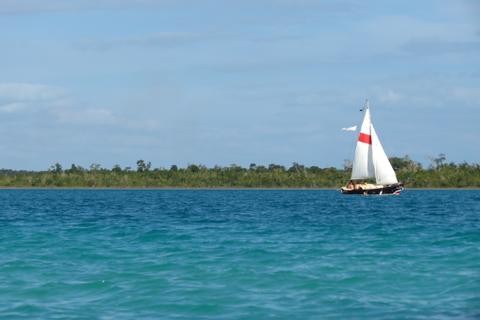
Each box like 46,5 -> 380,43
0,186 -> 478,190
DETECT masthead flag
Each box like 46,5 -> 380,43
341,125 -> 357,132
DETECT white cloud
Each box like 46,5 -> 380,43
0,82 -> 117,125
0,83 -> 66,103
0,82 -> 168,129
352,13 -> 478,59
0,102 -> 27,113
401,38 -> 480,55
0,83 -> 69,116
370,88 -> 403,104
0,0 -> 179,15
77,32 -> 201,51
0,0 -> 361,15
0,0 -> 77,14
55,107 -> 118,125
451,87 -> 480,105
369,76 -> 480,110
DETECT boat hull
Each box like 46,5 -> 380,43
340,183 -> 404,195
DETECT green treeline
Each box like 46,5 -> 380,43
0,155 -> 479,188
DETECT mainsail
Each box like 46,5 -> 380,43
350,102 -> 398,185
351,107 -> 375,180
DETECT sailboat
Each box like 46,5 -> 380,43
341,101 -> 404,195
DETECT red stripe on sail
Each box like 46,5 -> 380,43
358,133 -> 372,144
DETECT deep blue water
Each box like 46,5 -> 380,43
0,189 -> 479,319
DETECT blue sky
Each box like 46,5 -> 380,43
0,0 -> 479,170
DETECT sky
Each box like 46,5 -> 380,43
0,0 -> 479,170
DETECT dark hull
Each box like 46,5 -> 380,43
341,183 -> 404,195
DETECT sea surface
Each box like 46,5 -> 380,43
0,189 -> 478,319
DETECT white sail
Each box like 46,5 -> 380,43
371,125 -> 398,185
350,102 -> 398,185
351,107 -> 375,180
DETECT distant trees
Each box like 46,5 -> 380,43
343,159 -> 353,170
268,164 -> 285,171
112,165 -> 122,173
389,155 -> 422,172
430,153 -> 447,169
66,164 -> 85,174
136,160 -> 151,172
187,164 -> 200,173
49,163 -> 63,174
90,163 -> 101,171
0,155 -> 478,188
288,162 -> 305,173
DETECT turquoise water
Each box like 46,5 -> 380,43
0,190 -> 478,319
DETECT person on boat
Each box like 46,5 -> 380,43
355,181 -> 364,190
346,180 -> 354,190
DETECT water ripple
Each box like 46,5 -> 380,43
0,189 -> 479,319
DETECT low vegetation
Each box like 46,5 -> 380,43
0,155 -> 478,188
